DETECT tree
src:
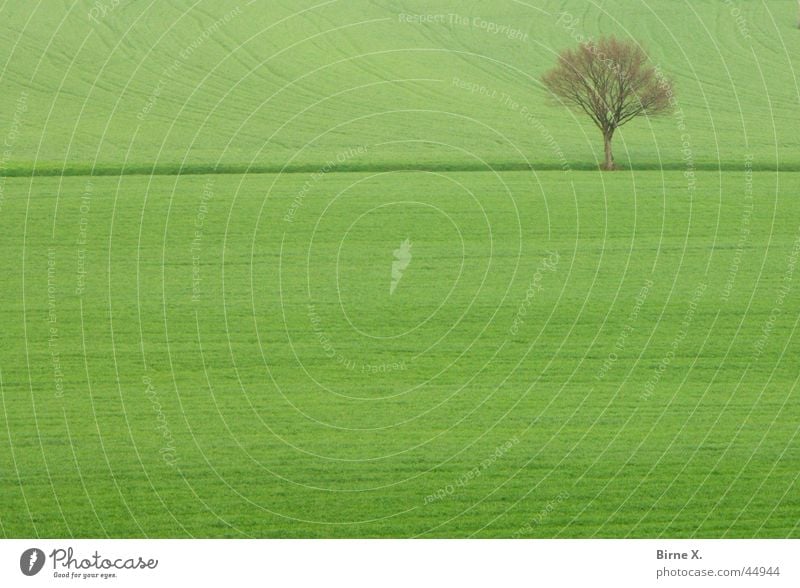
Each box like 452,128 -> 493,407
542,36 -> 674,170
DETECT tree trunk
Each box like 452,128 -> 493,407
602,130 -> 615,171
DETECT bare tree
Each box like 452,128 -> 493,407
542,37 -> 674,170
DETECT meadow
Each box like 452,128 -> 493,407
0,1 -> 798,537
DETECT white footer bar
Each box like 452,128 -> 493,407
1,539 -> 796,587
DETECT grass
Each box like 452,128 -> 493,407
3,160 -> 800,178
0,0 -> 798,538
0,170 -> 798,537
0,1 -> 798,172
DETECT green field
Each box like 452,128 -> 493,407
0,1 -> 798,538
